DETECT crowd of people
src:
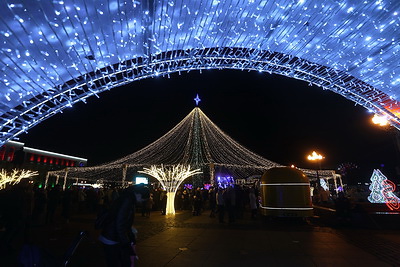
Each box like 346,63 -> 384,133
0,180 -> 260,257
173,184 -> 260,222
0,177 -> 383,266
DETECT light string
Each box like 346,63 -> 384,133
0,168 -> 38,190
0,1 -> 400,142
368,169 -> 400,210
48,107 -> 335,182
138,164 -> 202,214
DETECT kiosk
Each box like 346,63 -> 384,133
260,167 -> 313,217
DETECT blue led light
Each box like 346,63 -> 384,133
0,0 -> 400,143
194,94 -> 201,106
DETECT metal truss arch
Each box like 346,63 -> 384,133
1,47 -> 398,145
2,0 -> 400,144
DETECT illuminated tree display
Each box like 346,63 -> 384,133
1,1 -> 400,143
139,164 -> 202,215
0,169 -> 38,190
48,107 -> 335,182
368,169 -> 400,210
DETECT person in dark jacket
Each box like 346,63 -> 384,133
99,186 -> 137,267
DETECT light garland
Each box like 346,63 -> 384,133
0,169 -> 38,190
48,107 -> 336,182
368,169 -> 400,210
0,1 -> 400,143
139,164 -> 202,215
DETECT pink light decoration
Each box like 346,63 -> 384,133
382,179 -> 400,211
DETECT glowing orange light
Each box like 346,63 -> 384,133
307,151 -> 324,161
372,114 -> 389,126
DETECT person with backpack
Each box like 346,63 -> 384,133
98,185 -> 138,267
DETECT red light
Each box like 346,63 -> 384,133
382,180 -> 400,210
49,158 -> 53,164
7,147 -> 15,161
37,156 -> 41,162
0,147 -> 6,161
43,157 -> 47,163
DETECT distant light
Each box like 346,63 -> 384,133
135,177 -> 148,185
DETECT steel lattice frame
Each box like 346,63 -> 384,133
1,0 -> 400,144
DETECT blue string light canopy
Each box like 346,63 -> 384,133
1,0 -> 400,143
48,107 -> 335,184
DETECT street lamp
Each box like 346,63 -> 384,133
307,151 -> 324,180
371,114 -> 389,127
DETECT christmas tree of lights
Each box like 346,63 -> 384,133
139,164 -> 202,215
368,169 -> 400,210
49,107 -> 336,183
0,169 -> 38,190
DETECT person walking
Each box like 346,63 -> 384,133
216,188 -> 225,223
61,188 -> 72,223
160,190 -> 167,215
46,185 -> 61,224
145,194 -> 154,218
209,187 -> 216,218
99,185 -> 138,267
249,187 -> 258,219
225,186 -> 236,223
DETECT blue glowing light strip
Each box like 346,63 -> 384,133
1,0 -> 400,143
2,48 -> 395,145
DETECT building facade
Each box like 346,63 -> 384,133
0,140 -> 87,184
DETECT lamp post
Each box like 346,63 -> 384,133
371,114 -> 389,127
371,113 -> 400,178
307,151 -> 324,181
307,151 -> 325,203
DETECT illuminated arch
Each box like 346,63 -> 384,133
1,1 -> 400,143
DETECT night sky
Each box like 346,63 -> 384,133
18,69 -> 400,183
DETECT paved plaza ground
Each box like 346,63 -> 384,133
2,207 -> 400,266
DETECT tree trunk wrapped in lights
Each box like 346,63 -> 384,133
0,169 -> 38,190
139,164 -> 202,215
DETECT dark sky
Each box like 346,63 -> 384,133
18,69 -> 400,183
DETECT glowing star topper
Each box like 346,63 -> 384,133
194,94 -> 201,106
